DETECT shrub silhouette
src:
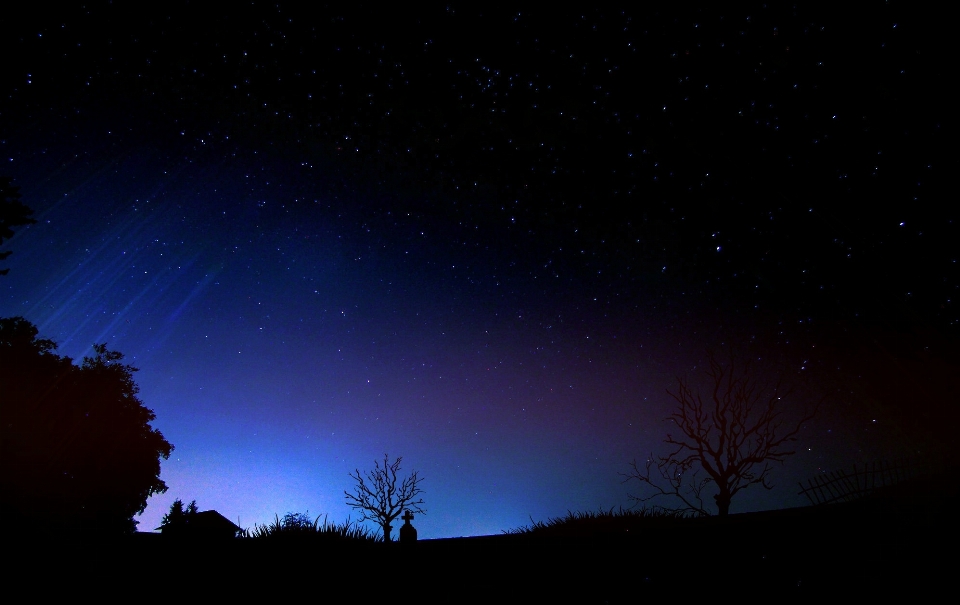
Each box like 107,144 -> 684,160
244,512 -> 378,543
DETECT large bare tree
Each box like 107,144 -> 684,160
345,454 -> 425,542
625,353 -> 816,516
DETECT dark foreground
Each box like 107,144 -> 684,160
7,484 -> 956,601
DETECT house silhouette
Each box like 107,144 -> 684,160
158,510 -> 239,539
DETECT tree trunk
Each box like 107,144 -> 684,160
382,522 -> 393,542
715,490 -> 731,516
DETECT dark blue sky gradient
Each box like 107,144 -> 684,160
1,4 -> 954,537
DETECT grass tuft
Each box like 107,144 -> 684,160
504,506 -> 696,536
242,512 -> 379,543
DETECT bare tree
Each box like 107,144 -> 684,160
345,454 -> 425,542
625,353 -> 816,516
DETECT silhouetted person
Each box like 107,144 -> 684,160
399,509 -> 417,543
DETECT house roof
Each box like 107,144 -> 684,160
156,510 -> 239,533
193,510 -> 240,531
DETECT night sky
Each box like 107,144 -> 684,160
1,3 -> 955,538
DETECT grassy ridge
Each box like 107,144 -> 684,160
504,506 -> 694,537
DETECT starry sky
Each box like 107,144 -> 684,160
1,3 -> 955,538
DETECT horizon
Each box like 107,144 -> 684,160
1,4 -> 953,540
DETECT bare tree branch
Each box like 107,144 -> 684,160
622,454 -> 711,517
344,454 -> 425,542
624,351 -> 818,516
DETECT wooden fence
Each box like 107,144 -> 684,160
797,459 -> 916,506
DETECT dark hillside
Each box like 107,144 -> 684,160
7,476 -> 956,601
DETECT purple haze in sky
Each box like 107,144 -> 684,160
1,4 -> 953,538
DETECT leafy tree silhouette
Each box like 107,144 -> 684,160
345,454 -> 425,542
0,177 -> 35,276
159,498 -> 199,535
624,352 -> 816,516
0,317 -> 173,535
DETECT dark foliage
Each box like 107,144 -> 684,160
0,177 -> 35,276
0,316 -> 173,535
158,498 -> 198,534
